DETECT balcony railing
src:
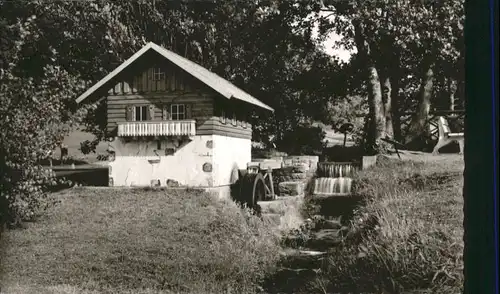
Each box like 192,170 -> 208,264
117,120 -> 196,137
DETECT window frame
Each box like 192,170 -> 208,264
170,103 -> 186,120
134,105 -> 149,121
231,111 -> 237,126
152,67 -> 165,81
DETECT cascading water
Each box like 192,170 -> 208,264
317,162 -> 357,178
313,177 -> 353,195
314,162 -> 358,196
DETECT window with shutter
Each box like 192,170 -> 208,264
162,105 -> 170,120
231,112 -> 237,126
185,104 -> 192,119
219,102 -> 226,124
147,104 -> 155,120
219,109 -> 226,124
230,107 -> 237,126
126,106 -> 134,121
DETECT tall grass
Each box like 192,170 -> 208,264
1,188 -> 281,294
311,157 -> 464,293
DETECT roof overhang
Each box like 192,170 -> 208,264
75,42 -> 274,112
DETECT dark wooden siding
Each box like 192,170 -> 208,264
107,50 -> 206,95
197,117 -> 252,140
106,93 -> 214,133
103,51 -> 252,139
107,67 -> 203,95
196,96 -> 253,139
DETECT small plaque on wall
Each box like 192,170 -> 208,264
108,151 -> 116,162
165,148 -> 175,156
203,163 -> 213,172
206,140 -> 213,149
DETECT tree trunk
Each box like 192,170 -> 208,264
405,64 -> 435,145
353,20 -> 386,153
382,75 -> 393,138
368,67 -> 386,143
448,78 -> 458,111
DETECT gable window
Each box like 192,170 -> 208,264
134,105 -> 148,121
153,67 -> 165,81
171,104 -> 186,120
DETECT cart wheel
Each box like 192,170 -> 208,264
239,173 -> 266,209
239,173 -> 256,208
251,173 -> 266,206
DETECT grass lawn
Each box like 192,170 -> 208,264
1,153 -> 465,293
0,188 -> 281,294
309,154 -> 465,293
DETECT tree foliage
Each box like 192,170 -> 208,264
0,0 -> 337,224
0,15 -> 94,225
312,0 -> 464,151
0,0 -> 465,224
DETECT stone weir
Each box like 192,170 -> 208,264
251,155 -> 376,231
310,161 -> 361,226
302,157 -> 377,245
260,158 -> 373,293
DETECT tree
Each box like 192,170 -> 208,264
0,15 -> 94,226
1,1 -> 341,224
312,0 -> 464,152
2,0 -> 333,152
400,0 -> 465,145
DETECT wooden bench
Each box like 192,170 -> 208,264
432,116 -> 464,155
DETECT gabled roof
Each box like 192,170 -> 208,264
75,42 -> 274,112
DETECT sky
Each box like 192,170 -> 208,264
309,11 -> 356,63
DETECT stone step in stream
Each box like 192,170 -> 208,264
274,161 -> 359,268
257,195 -> 303,214
262,159 -> 379,292
278,181 -> 305,197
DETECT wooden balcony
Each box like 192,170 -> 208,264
117,120 -> 196,137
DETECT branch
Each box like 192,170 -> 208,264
319,12 -> 336,20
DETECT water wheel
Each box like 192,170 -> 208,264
239,173 -> 267,209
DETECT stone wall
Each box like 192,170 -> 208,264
272,156 -> 319,197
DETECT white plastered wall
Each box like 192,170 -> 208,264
211,135 -> 251,187
109,135 -> 215,187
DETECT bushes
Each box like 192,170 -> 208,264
0,18 -> 90,226
278,125 -> 326,156
310,159 -> 464,293
325,95 -> 367,146
322,145 -> 363,162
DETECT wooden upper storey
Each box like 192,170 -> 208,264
75,43 -> 273,140
105,51 -> 252,139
